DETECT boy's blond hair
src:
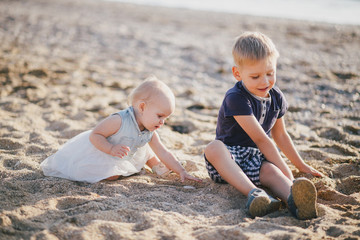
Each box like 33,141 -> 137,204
128,76 -> 175,106
232,32 -> 279,67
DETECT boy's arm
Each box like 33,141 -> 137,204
234,115 -> 294,181
271,117 -> 323,177
89,115 -> 130,157
149,132 -> 201,182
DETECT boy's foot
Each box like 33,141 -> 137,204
152,163 -> 171,177
287,177 -> 318,220
246,188 -> 281,218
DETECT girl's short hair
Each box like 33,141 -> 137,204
232,32 -> 279,67
128,76 -> 174,106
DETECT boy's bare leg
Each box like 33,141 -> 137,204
204,140 -> 256,195
206,141 -> 283,217
259,161 -> 292,202
260,162 -> 318,219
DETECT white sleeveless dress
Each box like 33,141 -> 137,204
40,107 -> 154,183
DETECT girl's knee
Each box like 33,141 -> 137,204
145,156 -> 159,168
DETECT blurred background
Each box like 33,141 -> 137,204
109,0 -> 360,25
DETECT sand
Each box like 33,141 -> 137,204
0,0 -> 359,239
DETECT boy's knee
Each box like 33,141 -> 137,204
260,162 -> 281,176
205,140 -> 223,156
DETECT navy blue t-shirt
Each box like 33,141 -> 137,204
216,81 -> 288,147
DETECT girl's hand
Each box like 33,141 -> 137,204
299,164 -> 323,177
179,171 -> 202,182
109,144 -> 130,158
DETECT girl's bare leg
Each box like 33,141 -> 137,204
146,155 -> 171,176
145,156 -> 160,169
106,175 -> 120,181
105,156 -> 161,181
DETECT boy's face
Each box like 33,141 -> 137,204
138,94 -> 174,132
233,58 -> 277,98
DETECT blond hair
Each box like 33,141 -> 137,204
128,76 -> 175,106
232,32 -> 279,67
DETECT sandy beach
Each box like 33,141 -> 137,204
1,0 -> 359,239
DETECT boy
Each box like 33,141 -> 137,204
204,32 -> 322,219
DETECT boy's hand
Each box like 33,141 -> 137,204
109,144 -> 130,158
299,164 -> 323,177
179,171 -> 202,182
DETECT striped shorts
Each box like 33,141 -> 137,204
204,145 -> 267,186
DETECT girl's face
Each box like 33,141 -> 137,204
233,58 -> 277,98
137,94 -> 174,132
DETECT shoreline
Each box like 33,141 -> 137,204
0,0 -> 359,239
108,0 -> 360,26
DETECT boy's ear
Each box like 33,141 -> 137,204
232,66 -> 242,81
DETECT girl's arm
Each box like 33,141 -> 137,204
149,132 -> 201,182
234,115 -> 294,181
89,115 -> 130,158
271,117 -> 323,177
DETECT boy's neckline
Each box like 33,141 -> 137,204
240,81 -> 271,101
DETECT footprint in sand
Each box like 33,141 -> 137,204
316,183 -> 359,206
0,138 -> 23,150
326,226 -> 345,238
311,143 -> 358,157
182,160 -> 200,172
56,197 -> 90,210
299,149 -> 327,160
27,69 -> 48,78
336,176 -> 360,195
187,103 -> 206,111
132,216 -> 153,232
342,125 -> 360,148
59,129 -> 85,139
167,120 -> 197,134
332,164 -> 360,179
2,159 -> 19,169
3,158 -> 39,172
25,144 -> 45,155
331,71 -> 358,81
0,101 -> 24,113
343,125 -> 360,135
45,121 -> 70,132
352,230 -> 360,237
316,127 -> 347,142
287,105 -> 307,113
0,214 -> 12,227
186,103 -> 219,117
